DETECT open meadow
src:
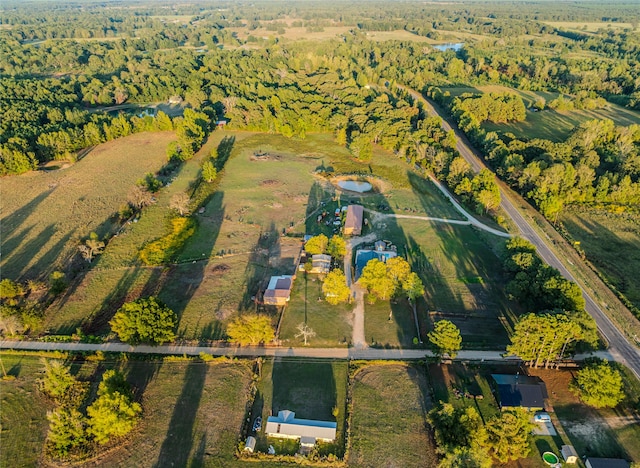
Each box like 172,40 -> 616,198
443,85 -> 640,142
0,353 -> 253,468
560,208 -> 640,312
0,132 -> 175,281
348,363 -> 437,467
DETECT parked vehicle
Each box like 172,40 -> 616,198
252,416 -> 262,432
534,412 -> 551,422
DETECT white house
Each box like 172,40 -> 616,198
265,410 -> 336,446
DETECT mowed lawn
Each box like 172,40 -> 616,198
348,364 -> 437,468
0,353 -> 253,468
560,209 -> 640,311
1,132 -> 175,280
253,358 -> 348,457
443,84 -> 640,142
365,217 -> 515,349
279,274 -> 353,347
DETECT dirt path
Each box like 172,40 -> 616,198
363,176 -> 511,238
344,233 -> 377,348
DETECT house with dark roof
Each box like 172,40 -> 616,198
265,410 -> 337,447
491,374 -> 548,411
585,458 -> 630,468
263,275 -> 294,306
344,205 -> 364,236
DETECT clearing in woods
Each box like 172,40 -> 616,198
443,84 -> 640,142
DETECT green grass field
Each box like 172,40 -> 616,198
560,209 -> 640,311
348,364 -> 437,467
252,358 -> 348,457
0,353 -> 253,468
0,132 -> 175,281
365,218 -> 515,349
443,84 -> 640,142
46,131 -> 475,342
279,274 -> 353,347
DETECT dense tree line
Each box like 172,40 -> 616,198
503,238 -> 599,364
429,87 -> 640,219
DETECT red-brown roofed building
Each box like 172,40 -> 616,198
263,275 -> 294,306
344,205 -> 364,236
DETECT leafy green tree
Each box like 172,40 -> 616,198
0,279 -> 25,300
428,403 -> 484,452
428,320 -> 462,358
326,235 -> 346,259
385,257 -> 411,290
47,407 -> 87,457
39,359 -> 76,402
202,160 -> 217,183
438,446 -> 492,468
571,359 -> 624,408
322,269 -> 351,305
109,297 -> 177,345
304,234 -> 329,255
227,314 -> 275,346
358,258 -> 396,301
49,271 -> 67,295
86,370 -> 141,445
482,409 -> 533,463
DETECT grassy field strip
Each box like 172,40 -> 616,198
0,354 -> 253,468
43,132 -> 231,334
0,132 -> 176,280
348,364 -> 437,467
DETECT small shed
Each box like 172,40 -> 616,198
561,445 -> 578,464
244,436 -> 256,453
344,205 -> 364,236
310,254 -> 331,274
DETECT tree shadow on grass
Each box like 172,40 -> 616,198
271,358 -> 337,421
239,221 -> 280,312
0,189 -> 53,278
154,361 -> 207,468
124,360 -> 163,401
157,192 -> 226,341
215,135 -> 236,171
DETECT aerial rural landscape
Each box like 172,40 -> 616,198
1,0 -> 639,467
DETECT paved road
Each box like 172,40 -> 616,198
0,339 -> 615,362
400,86 -> 640,380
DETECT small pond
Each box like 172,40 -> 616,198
337,180 -> 373,193
432,42 -> 465,52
